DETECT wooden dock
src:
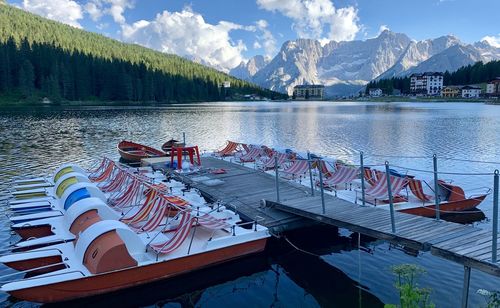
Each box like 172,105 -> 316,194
170,157 -> 316,232
169,156 -> 499,306
171,158 -> 499,273
270,198 -> 500,277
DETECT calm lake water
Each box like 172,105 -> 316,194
0,101 -> 499,307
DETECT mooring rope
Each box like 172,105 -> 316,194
283,235 -> 320,257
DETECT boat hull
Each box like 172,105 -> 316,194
400,195 -> 487,218
118,151 -> 146,162
8,238 -> 267,303
161,140 -> 183,154
117,141 -> 165,163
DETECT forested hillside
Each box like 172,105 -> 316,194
365,60 -> 500,95
0,4 -> 285,104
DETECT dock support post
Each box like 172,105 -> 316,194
433,154 -> 440,221
493,169 -> 499,262
385,161 -> 396,233
318,159 -> 326,214
275,156 -> 280,203
307,152 -> 315,196
182,132 -> 187,163
360,152 -> 366,207
461,266 -> 471,308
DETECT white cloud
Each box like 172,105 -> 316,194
482,34 -> 500,48
96,23 -> 109,30
378,25 -> 390,33
326,6 -> 359,41
121,8 -> 249,72
376,25 -> 390,36
22,0 -> 83,28
107,0 -> 134,24
84,1 -> 103,22
254,19 -> 277,57
84,0 -> 134,25
253,41 -> 262,49
256,0 -> 360,42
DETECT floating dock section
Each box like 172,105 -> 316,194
171,157 -> 315,232
168,157 -> 500,307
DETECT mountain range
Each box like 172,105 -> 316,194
230,30 -> 500,97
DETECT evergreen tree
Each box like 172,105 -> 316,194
0,47 -> 9,92
6,38 -> 18,88
47,75 -> 61,102
59,62 -> 74,99
18,59 -> 34,97
120,66 -> 133,101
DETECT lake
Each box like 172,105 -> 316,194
0,101 -> 499,307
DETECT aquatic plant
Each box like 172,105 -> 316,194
477,289 -> 500,308
385,264 -> 435,308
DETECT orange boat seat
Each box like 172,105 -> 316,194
83,230 -> 137,274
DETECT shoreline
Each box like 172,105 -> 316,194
0,98 -> 288,108
0,97 -> 498,108
336,96 -> 498,104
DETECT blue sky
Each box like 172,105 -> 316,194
9,0 -> 500,71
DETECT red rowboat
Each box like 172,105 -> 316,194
161,139 -> 184,154
117,140 -> 165,162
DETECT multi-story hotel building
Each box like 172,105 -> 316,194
410,72 -> 444,95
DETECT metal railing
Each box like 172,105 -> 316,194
492,169 -> 499,263
269,150 -> 498,240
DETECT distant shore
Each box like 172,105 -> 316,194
0,99 -> 223,107
334,96 -> 498,104
1,96 -> 499,108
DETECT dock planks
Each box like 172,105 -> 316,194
172,157 -> 314,232
270,190 -> 500,278
173,157 -> 500,278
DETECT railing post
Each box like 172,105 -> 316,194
433,154 -> 440,221
318,159 -> 326,214
493,169 -> 499,262
307,152 -> 315,196
385,161 -> 396,233
461,266 -> 471,308
274,156 -> 280,203
183,132 -> 186,145
360,151 -> 366,206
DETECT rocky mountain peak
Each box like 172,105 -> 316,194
229,32 -> 500,97
229,55 -> 270,81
